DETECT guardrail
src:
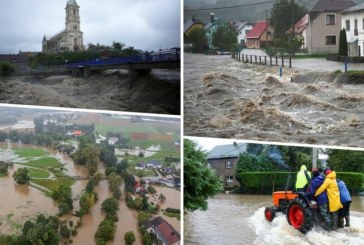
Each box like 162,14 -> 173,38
233,53 -> 292,68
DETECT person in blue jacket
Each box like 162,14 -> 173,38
306,168 -> 331,230
337,179 -> 352,228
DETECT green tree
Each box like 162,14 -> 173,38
269,0 -> 307,39
12,168 -> 30,184
339,28 -> 348,56
101,197 -> 119,215
95,219 -> 116,244
328,149 -> 364,172
108,173 -> 122,199
0,61 -> 15,76
72,143 -> 100,176
212,24 -> 237,52
184,139 -> 223,211
137,211 -> 151,226
80,192 -> 95,213
52,185 -> 73,215
158,193 -> 166,204
124,231 -> 136,245
185,27 -> 208,53
21,215 -> 60,245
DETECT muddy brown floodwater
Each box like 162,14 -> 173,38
184,194 -> 364,245
0,70 -> 180,115
184,53 -> 364,147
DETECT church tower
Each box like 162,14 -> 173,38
65,0 -> 83,51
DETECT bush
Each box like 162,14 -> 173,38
0,61 -> 15,76
101,197 -> 119,215
236,172 -> 291,194
124,231 -> 136,245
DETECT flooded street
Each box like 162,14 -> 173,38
184,53 -> 364,147
184,194 -> 364,245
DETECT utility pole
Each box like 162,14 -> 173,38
266,10 -> 269,49
312,147 -> 317,169
291,0 -> 295,56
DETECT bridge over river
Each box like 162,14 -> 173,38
31,51 -> 180,82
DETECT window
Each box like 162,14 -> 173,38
73,25 -> 77,30
74,9 -> 76,15
346,20 -> 350,31
326,14 -> 335,25
225,161 -> 233,168
325,35 -> 336,45
227,176 -> 234,183
363,19 -> 364,30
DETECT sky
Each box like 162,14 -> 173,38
186,136 -> 247,152
0,0 -> 180,54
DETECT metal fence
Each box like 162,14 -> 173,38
233,53 -> 292,68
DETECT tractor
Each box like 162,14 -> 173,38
264,175 -> 330,233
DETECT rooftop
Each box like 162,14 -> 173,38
67,0 -> 79,7
342,2 -> 364,13
246,20 -> 268,39
310,0 -> 355,13
208,143 -> 247,159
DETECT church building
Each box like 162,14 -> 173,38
42,0 -> 84,54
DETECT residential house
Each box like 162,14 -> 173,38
143,217 -> 180,245
161,167 -> 174,175
207,142 -> 247,187
205,13 -> 225,48
147,159 -> 163,169
341,3 -> 364,56
246,20 -> 273,49
305,0 -> 355,54
184,16 -> 205,40
173,175 -> 180,188
0,54 -> 29,74
231,20 -> 253,47
135,163 -> 146,170
107,137 -> 118,145
289,14 -> 309,50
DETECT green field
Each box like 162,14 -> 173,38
31,178 -> 74,193
14,148 -> 47,158
19,157 -> 62,169
27,168 -> 50,178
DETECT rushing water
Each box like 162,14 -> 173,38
184,194 -> 364,245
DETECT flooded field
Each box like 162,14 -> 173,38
184,53 -> 364,147
0,69 -> 180,115
184,194 -> 364,245
0,143 -> 180,243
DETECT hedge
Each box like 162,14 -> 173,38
236,172 -> 364,195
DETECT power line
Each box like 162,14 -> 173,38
185,0 -> 275,12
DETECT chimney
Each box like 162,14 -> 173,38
210,13 -> 215,22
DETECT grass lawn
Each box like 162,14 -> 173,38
31,178 -> 74,193
19,157 -> 62,168
0,172 -> 8,178
14,148 -> 47,158
27,168 -> 50,178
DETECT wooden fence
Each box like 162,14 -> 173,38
233,53 -> 292,68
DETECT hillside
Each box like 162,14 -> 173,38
184,0 -> 364,24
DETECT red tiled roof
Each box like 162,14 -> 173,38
73,130 -> 82,136
287,14 -> 308,34
156,222 -> 180,245
246,20 -> 268,39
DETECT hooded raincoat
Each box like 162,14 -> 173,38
295,165 -> 311,191
315,171 -> 343,212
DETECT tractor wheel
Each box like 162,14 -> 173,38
264,207 -> 276,222
287,198 -> 314,234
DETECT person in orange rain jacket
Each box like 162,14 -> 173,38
315,169 -> 343,230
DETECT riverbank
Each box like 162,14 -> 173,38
0,70 -> 180,114
184,53 -> 364,147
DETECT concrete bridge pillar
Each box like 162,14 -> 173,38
84,66 -> 90,78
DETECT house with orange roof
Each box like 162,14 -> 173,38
246,20 -> 273,49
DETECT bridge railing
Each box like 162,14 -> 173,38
66,51 -> 180,69
233,53 -> 292,68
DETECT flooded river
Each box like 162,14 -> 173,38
184,53 -> 364,147
184,194 -> 364,245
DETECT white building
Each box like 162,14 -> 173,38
231,21 -> 253,46
341,3 -> 364,57
42,0 -> 84,54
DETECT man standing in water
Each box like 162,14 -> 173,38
305,168 -> 331,230
315,169 -> 343,230
295,164 -> 311,192
337,179 -> 352,228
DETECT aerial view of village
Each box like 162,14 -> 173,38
184,0 -> 364,147
0,106 -> 181,244
0,0 -> 180,115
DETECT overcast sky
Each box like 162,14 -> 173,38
186,136 -> 247,152
0,0 -> 180,54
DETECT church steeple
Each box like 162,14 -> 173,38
65,0 -> 80,32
